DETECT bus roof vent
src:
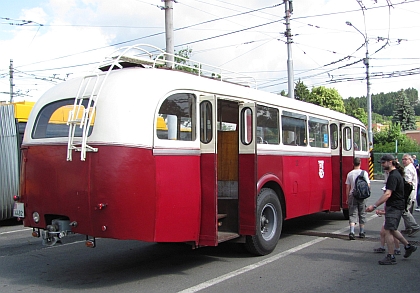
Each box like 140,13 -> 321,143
96,44 -> 257,89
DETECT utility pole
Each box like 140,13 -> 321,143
346,21 -> 373,147
9,59 -> 14,103
284,0 -> 294,99
164,0 -> 174,68
364,47 -> 372,148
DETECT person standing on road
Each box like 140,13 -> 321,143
345,157 -> 370,240
366,154 -> 417,265
400,154 -> 420,236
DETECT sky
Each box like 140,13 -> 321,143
0,0 -> 419,103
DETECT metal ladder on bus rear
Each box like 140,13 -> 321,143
66,74 -> 101,161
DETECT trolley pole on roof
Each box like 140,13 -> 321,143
9,59 -> 14,103
164,0 -> 174,68
284,0 -> 294,99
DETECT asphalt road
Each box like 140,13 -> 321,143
1,180 -> 419,293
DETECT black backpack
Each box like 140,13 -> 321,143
403,179 -> 413,211
353,171 -> 371,199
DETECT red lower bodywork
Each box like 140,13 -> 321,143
21,145 -> 201,243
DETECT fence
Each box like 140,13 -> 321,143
372,152 -> 420,179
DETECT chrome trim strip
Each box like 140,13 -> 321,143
153,148 -> 201,156
258,149 -> 332,157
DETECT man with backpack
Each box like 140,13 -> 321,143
345,157 -> 370,240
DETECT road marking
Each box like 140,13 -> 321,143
0,228 -> 31,236
178,214 -> 379,293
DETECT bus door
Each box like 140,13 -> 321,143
330,122 -> 341,212
214,99 -> 242,242
238,102 -> 257,236
341,124 -> 354,214
199,95 -> 218,246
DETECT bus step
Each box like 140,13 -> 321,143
217,231 -> 239,243
217,214 -> 227,220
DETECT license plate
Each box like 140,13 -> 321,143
13,203 -> 25,218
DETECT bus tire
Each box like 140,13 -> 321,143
245,188 -> 282,256
343,209 -> 349,220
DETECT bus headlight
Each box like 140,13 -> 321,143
32,212 -> 40,223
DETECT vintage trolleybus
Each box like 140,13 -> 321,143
14,44 -> 369,255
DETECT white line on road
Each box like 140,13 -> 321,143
0,228 -> 31,235
178,214 -> 379,293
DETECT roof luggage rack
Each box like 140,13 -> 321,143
97,44 -> 257,88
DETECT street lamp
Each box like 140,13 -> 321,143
346,21 -> 373,149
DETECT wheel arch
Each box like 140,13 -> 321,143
257,173 -> 286,220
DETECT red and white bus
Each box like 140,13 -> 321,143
14,44 -> 369,255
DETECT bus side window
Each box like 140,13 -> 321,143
281,111 -> 307,146
361,129 -> 368,151
156,93 -> 196,141
353,126 -> 361,151
256,105 -> 279,144
330,124 -> 338,149
309,117 -> 329,148
343,127 -> 352,151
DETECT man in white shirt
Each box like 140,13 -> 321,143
401,154 -> 420,237
345,157 -> 370,240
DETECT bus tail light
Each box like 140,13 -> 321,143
32,229 -> 40,237
85,236 -> 96,248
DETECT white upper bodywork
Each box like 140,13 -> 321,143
23,66 -> 365,153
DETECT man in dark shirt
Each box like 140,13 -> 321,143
366,154 -> 417,265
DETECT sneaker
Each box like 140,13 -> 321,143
359,232 -> 365,238
349,233 -> 355,240
378,254 -> 397,265
401,229 -> 412,235
408,228 -> 420,237
394,249 -> 401,255
373,247 -> 386,253
403,245 -> 417,258
415,208 -> 420,212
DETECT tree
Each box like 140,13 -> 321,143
173,48 -> 200,74
373,123 -> 419,153
344,97 -> 367,124
307,86 -> 346,113
294,79 -> 310,101
280,90 -> 288,97
392,89 -> 417,131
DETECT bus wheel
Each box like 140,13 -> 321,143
245,188 -> 282,256
342,209 -> 349,220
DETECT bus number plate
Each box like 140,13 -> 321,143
13,203 -> 25,218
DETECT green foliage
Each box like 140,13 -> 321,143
173,48 -> 200,74
392,89 -> 417,131
307,86 -> 346,113
294,79 -> 310,101
349,88 -> 419,117
373,123 -> 419,152
344,97 -> 367,124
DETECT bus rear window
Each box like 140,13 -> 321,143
32,99 -> 94,139
156,93 -> 196,141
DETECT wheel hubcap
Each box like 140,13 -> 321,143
260,203 -> 277,241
